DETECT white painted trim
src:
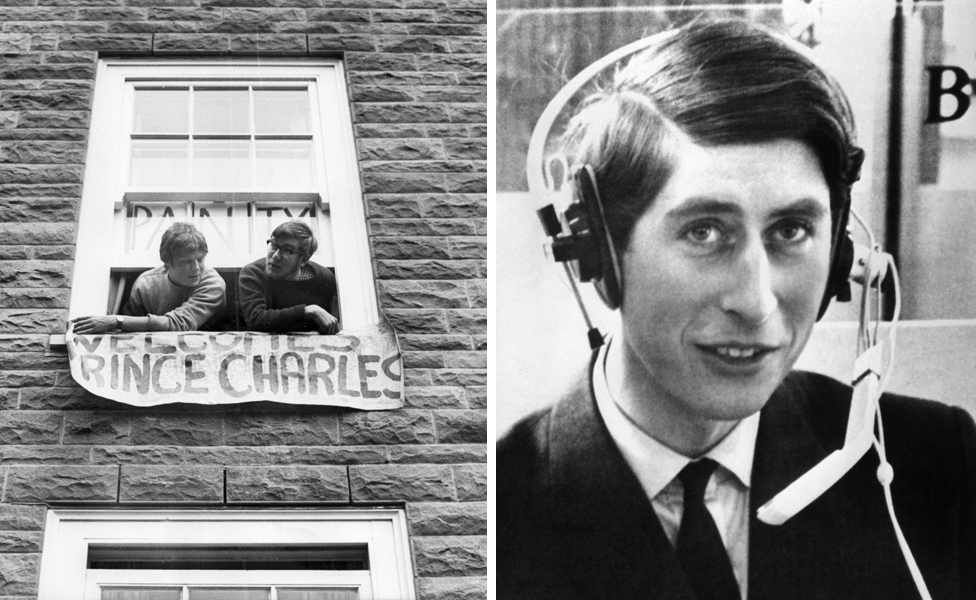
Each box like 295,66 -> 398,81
38,509 -> 416,600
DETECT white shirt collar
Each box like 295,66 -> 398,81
592,335 -> 760,499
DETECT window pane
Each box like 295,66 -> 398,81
102,587 -> 182,600
194,89 -> 249,134
193,202 -> 248,259
189,589 -> 269,600
254,89 -> 311,134
278,589 -> 359,600
130,140 -> 189,187
251,203 -> 320,253
255,140 -> 313,188
133,89 -> 188,134
193,140 -> 251,188
125,202 -> 188,255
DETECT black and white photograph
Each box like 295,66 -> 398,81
497,0 -> 976,599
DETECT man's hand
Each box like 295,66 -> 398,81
70,315 -> 116,334
304,305 -> 340,334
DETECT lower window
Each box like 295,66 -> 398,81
37,510 -> 415,600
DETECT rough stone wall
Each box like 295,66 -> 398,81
0,2 -> 487,598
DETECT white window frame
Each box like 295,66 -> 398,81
71,58 -> 378,329
37,509 -> 416,600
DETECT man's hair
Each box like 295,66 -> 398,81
561,18 -> 861,251
159,222 -> 208,265
271,220 -> 317,257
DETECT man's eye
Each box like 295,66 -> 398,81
684,223 -> 723,245
769,220 -> 813,244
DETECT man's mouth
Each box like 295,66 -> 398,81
698,344 -> 778,363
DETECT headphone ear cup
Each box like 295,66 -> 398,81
817,204 -> 855,320
575,166 -> 623,309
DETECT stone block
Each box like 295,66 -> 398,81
0,64 -> 95,82
18,386 -> 119,411
449,39 -> 487,54
0,531 -> 42,553
57,34 -> 153,52
430,369 -> 486,387
0,553 -> 38,596
345,53 -> 418,73
358,139 -> 444,161
453,463 -> 486,501
153,34 -> 230,53
400,335 -> 471,352
413,536 -> 487,577
120,465 -> 223,502
75,7 -> 148,21
349,464 -> 454,502
0,336 -> 47,354
0,224 -> 75,246
0,371 -> 58,388
365,196 -> 422,219
0,289 -> 69,308
340,410 -> 435,445
0,504 -> 46,530
224,411 -> 339,446
404,387 -> 464,409
92,446 -> 183,465
387,444 -> 485,465
226,465 -> 349,502
0,446 -> 91,465
229,34 -> 307,54
0,141 -> 87,164
384,309 -> 448,334
5,465 -> 118,502
443,138 -> 487,160
408,23 -> 485,37
417,55 -> 486,73
129,413 -> 224,446
0,412 -> 62,445
418,195 -> 485,219
434,7 -> 486,23
0,90 -> 91,111
408,502 -> 486,536
356,123 -> 427,139
442,173 -> 485,194
307,35 -> 375,52
444,310 -> 486,334
0,35 -> 31,53
355,104 -> 452,125
370,8 -> 435,23
377,37 -> 450,54
416,577 -> 487,600
350,72 -> 456,87
368,219 -> 476,237
363,172 -> 447,194
401,352 -> 447,369
62,411 -> 130,445
184,445 -> 388,466
375,259 -> 478,280
443,351 -> 486,369
0,261 -> 72,288
306,8 -> 370,22
371,237 -> 451,260
433,411 -> 485,444
377,281 -> 469,309
0,353 -> 62,370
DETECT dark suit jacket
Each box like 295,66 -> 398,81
497,363 -> 976,600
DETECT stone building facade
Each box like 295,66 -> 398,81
0,1 -> 487,598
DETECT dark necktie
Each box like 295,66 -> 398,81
676,459 -> 742,600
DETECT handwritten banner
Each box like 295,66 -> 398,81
66,317 -> 403,409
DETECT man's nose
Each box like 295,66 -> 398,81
719,237 -> 778,324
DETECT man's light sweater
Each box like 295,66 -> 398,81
121,265 -> 226,331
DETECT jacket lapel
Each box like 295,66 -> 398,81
749,373 -> 853,600
546,357 -> 696,599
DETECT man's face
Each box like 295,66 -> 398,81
166,250 -> 207,287
265,235 -> 307,280
617,138 -> 832,426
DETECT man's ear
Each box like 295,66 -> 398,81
300,255 -> 310,266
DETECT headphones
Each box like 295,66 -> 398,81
527,29 -> 864,342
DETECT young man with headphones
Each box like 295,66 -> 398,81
496,18 -> 976,600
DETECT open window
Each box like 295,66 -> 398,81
71,59 -> 377,332
37,510 -> 415,600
